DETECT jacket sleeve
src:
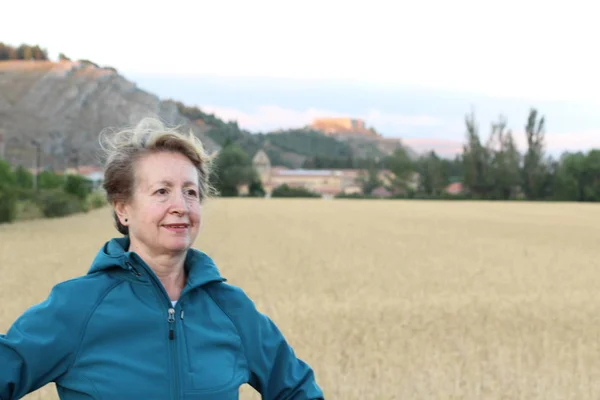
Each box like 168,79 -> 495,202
207,283 -> 324,399
0,282 -> 83,400
245,310 -> 324,400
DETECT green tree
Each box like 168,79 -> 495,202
38,170 -> 65,190
417,151 -> 446,197
14,165 -> 34,189
358,161 -> 381,195
462,111 -> 493,198
0,159 -> 16,189
552,151 -> 587,201
385,147 -> 415,194
210,143 -> 257,197
64,175 -> 93,201
486,116 -> 521,199
0,159 -> 17,223
582,150 -> 600,201
522,108 -> 548,200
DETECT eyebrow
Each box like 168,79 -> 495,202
155,180 -> 198,187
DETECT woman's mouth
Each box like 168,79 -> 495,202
162,223 -> 190,233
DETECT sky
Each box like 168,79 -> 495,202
2,0 -> 599,157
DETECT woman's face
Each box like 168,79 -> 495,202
116,151 -> 202,258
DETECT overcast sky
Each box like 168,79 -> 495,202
2,0 -> 598,157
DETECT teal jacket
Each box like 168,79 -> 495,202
0,237 -> 324,399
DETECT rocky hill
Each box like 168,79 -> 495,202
0,60 -> 220,170
0,59 -> 417,172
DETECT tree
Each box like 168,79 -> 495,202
462,111 -> 493,198
581,150 -> 600,201
553,151 -> 586,201
210,143 -> 258,197
14,165 -> 33,189
358,161 -> 381,195
64,175 -> 93,201
417,151 -> 446,197
38,170 -> 65,190
522,108 -> 548,200
247,179 -> 266,197
0,159 -> 17,223
486,115 -> 521,199
385,147 -> 415,194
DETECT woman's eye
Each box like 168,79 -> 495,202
186,189 -> 198,197
156,188 -> 168,195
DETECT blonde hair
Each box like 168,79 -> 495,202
99,117 -> 215,235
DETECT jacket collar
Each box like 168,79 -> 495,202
88,236 -> 226,289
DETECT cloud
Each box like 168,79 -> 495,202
199,104 -> 444,133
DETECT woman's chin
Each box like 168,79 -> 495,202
160,238 -> 192,253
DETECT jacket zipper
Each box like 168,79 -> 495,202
168,307 -> 180,400
127,260 -> 183,400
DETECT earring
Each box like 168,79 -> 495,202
125,218 -> 128,223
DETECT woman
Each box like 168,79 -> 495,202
0,118 -> 324,399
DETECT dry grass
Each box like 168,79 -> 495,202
2,198 -> 600,399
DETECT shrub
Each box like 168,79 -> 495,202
87,189 -> 108,209
247,180 -> 266,197
271,184 -> 321,198
38,170 -> 65,190
64,175 -> 93,201
13,187 -> 37,202
14,165 -> 34,189
0,188 -> 18,223
35,189 -> 85,218
16,200 -> 44,221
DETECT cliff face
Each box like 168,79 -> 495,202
0,60 -> 219,170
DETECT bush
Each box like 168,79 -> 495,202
13,187 -> 37,202
35,189 -> 85,218
64,175 -> 93,201
38,170 -> 65,190
335,192 -> 371,199
0,188 -> 18,223
16,200 -> 44,221
87,189 -> 108,209
247,180 -> 266,197
271,184 -> 321,198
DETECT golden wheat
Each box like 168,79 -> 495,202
1,198 -> 600,399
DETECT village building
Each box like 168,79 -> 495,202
247,149 -> 410,198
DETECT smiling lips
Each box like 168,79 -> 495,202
162,223 -> 190,232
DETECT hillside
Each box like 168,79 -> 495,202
0,60 -> 219,170
0,59 -> 415,171
175,102 -> 416,168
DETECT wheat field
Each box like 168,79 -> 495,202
1,198 -> 600,399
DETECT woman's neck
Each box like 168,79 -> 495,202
129,242 -> 187,301
151,258 -> 187,302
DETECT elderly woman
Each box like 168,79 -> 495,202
0,118 -> 324,400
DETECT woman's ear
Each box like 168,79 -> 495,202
113,201 -> 129,226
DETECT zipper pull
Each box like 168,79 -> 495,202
126,262 -> 141,277
168,308 -> 175,340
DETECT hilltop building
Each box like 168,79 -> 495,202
310,117 -> 380,139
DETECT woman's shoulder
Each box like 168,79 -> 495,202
30,271 -> 124,320
203,281 -> 258,314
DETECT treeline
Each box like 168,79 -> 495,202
180,99 -> 600,202
0,159 -> 106,223
353,108 -> 600,202
0,42 -> 49,61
